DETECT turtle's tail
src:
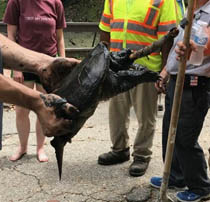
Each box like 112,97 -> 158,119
50,136 -> 68,180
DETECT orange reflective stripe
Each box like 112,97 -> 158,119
111,19 -> 159,39
103,13 -> 112,19
127,40 -> 151,46
158,20 -> 177,33
111,39 -> 123,43
144,0 -> 153,24
110,43 -> 123,50
110,20 -> 124,32
128,19 -> 156,30
146,8 -> 156,25
125,43 -> 145,51
110,48 -> 121,52
126,42 -> 160,54
151,52 -> 160,56
150,8 -> 159,26
109,0 -> 114,17
127,30 -> 157,39
144,0 -> 162,26
110,20 -> 124,30
110,39 -> 123,50
112,19 -> 124,23
159,20 -> 177,25
101,13 -> 112,27
111,28 -> 124,32
101,21 -> 110,28
157,31 -> 168,35
127,20 -> 158,39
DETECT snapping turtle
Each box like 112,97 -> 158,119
43,28 -> 179,179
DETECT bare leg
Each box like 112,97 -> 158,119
9,82 -> 34,161
208,148 -> 210,170
35,84 -> 48,162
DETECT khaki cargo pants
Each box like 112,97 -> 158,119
109,82 -> 158,160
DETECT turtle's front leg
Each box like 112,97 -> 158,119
100,64 -> 160,100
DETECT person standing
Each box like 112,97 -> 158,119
3,0 -> 66,162
150,1 -> 210,201
209,148 -> 210,169
0,49 -> 3,151
97,0 -> 184,177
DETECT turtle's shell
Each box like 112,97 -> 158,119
54,42 -> 110,137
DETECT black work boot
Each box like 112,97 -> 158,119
98,148 -> 130,165
129,157 -> 150,177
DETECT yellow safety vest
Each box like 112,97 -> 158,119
176,0 -> 185,19
99,0 -> 184,72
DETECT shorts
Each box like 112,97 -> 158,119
23,72 -> 41,84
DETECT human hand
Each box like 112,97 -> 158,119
39,58 -> 81,93
13,71 -> 24,83
175,40 -> 197,61
37,93 -> 79,137
155,68 -> 169,94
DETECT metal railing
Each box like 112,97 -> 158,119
0,22 -> 100,57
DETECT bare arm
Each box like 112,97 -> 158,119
100,30 -> 110,49
0,33 -> 53,75
0,33 -> 80,92
161,36 -> 174,70
56,28 -> 66,57
0,74 -> 78,137
0,74 -> 41,107
0,33 -> 80,137
7,24 -> 24,83
7,24 -> 17,42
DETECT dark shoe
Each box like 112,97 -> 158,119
98,148 -> 130,165
129,157 -> 150,177
150,177 -> 186,190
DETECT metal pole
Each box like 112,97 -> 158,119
159,0 -> 196,201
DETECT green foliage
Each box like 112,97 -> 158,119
64,0 -> 105,22
0,1 -> 7,20
0,0 -> 104,22
0,0 -> 190,22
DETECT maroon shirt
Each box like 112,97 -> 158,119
3,0 -> 66,56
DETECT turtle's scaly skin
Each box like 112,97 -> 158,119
49,42 -> 159,179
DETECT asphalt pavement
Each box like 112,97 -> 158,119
0,101 -> 209,202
